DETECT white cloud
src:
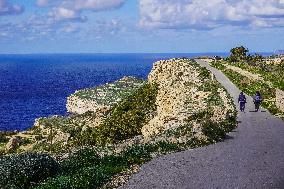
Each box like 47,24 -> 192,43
49,7 -> 87,22
0,13 -> 124,42
65,0 -> 126,11
0,0 -> 24,16
37,0 -> 126,22
139,0 -> 284,29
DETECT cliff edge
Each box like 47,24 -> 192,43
67,76 -> 145,114
1,58 -> 236,156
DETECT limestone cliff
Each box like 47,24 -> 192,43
141,58 -> 235,141
66,76 -> 145,114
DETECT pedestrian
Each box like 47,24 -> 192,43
238,91 -> 246,112
253,91 -> 262,112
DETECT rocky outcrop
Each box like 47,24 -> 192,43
276,89 -> 284,112
67,76 -> 145,114
141,58 -> 235,140
5,136 -> 21,152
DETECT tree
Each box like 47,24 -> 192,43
247,53 -> 265,67
228,46 -> 249,63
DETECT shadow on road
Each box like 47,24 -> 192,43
224,135 -> 234,140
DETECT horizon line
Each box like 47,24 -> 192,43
0,51 -> 275,56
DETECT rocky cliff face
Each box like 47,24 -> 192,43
141,58 -> 235,141
66,76 -> 145,114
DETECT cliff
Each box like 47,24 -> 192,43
0,58 -> 236,155
67,76 -> 145,114
141,58 -> 235,142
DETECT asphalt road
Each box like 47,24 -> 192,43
121,59 -> 284,189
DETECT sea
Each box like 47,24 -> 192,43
0,52 -> 271,131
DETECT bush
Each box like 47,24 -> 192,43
210,61 -> 226,70
202,121 -> 226,143
94,83 -> 158,145
35,166 -> 110,189
0,153 -> 60,189
0,133 -> 9,143
61,148 -> 101,175
198,67 -> 211,80
121,144 -> 154,165
36,148 -> 128,189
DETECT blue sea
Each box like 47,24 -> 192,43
0,52 -> 256,131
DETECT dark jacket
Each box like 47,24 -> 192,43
253,95 -> 262,103
238,94 -> 246,103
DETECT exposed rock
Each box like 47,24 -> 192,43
141,58 -> 235,141
276,89 -> 284,112
67,76 -> 145,114
142,59 -> 201,138
5,136 -> 21,152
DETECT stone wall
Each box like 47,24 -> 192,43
276,89 -> 284,112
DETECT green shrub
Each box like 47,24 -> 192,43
121,142 -> 181,165
36,148 -> 128,189
121,144 -> 154,165
219,111 -> 237,133
156,141 -> 180,154
94,83 -> 158,144
198,67 -> 211,80
0,153 -> 60,189
0,133 -> 9,143
210,61 -> 226,70
202,121 -> 226,143
35,166 -> 110,189
61,148 -> 101,175
187,110 -> 214,123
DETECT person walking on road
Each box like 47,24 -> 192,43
238,91 -> 247,112
253,91 -> 262,112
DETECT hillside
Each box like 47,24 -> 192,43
0,58 -> 237,189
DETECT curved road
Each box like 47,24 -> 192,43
122,60 -> 284,189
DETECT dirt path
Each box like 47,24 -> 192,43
121,59 -> 284,189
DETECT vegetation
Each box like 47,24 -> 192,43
0,153 -> 60,189
228,46 -> 249,63
222,69 -> 280,114
210,52 -> 284,116
33,140 -> 200,189
93,83 -> 158,145
0,58 -> 239,189
73,77 -> 145,105
28,82 -> 159,153
0,132 -> 9,143
227,46 -> 267,69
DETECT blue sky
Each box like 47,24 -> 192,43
0,0 -> 283,53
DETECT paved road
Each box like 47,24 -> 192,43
122,60 -> 284,189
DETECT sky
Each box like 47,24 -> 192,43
0,0 -> 283,54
